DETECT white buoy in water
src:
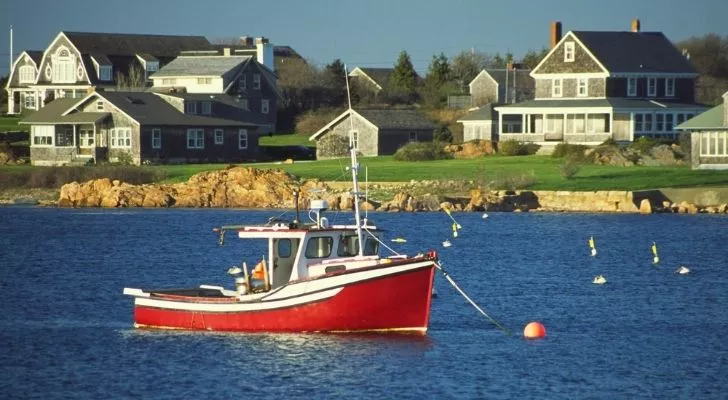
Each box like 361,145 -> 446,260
589,236 -> 597,257
593,275 -> 607,285
482,213 -> 489,219
442,239 -> 452,247
676,266 -> 691,275
651,242 -> 659,264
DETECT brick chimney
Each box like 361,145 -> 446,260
550,21 -> 562,49
631,18 -> 641,32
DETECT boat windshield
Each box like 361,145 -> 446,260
336,232 -> 379,257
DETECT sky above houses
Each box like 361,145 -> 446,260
1,0 -> 727,76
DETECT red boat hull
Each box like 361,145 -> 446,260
133,263 -> 436,334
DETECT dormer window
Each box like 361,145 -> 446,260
253,74 -> 261,90
52,47 -> 76,83
552,78 -> 563,97
647,77 -> 657,97
665,78 -> 675,97
19,65 -> 35,83
564,42 -> 575,62
146,61 -> 159,72
186,101 -> 197,114
627,77 -> 637,97
99,66 -> 112,81
202,101 -> 212,114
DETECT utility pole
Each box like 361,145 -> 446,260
9,25 -> 13,75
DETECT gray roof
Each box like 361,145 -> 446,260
152,56 -> 251,77
99,92 -> 257,127
497,98 -> 706,110
90,53 -> 112,65
24,50 -> 44,65
356,109 -> 435,130
676,105 -> 726,130
158,93 -> 270,125
20,98 -> 86,124
63,31 -> 211,57
484,69 -> 534,88
354,68 -> 394,88
457,105 -> 495,121
573,31 -> 697,74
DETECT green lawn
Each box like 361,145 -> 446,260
259,133 -> 315,147
145,155 -> 728,191
0,116 -> 27,133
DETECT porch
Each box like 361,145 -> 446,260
27,112 -> 110,166
497,111 -> 616,144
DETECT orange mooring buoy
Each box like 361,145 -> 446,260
524,321 -> 547,339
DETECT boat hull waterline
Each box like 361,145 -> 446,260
127,260 -> 436,334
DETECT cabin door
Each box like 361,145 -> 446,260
272,238 -> 300,288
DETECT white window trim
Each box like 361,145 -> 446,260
186,102 -> 197,114
202,101 -> 212,115
24,93 -> 36,109
261,99 -> 269,114
31,125 -> 54,147
577,78 -> 588,97
79,129 -> 94,148
552,78 -> 563,97
214,128 -> 224,145
19,65 -> 35,84
52,46 -> 76,83
700,131 -> 728,156
110,127 -> 132,149
564,42 -> 575,62
162,78 -> 176,85
647,77 -> 657,97
253,74 -> 261,90
627,77 -> 637,97
665,78 -> 675,97
186,128 -> 205,149
152,128 -> 162,149
238,129 -> 248,149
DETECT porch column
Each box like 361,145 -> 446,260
498,112 -> 503,136
609,111 -> 614,136
522,114 -> 526,134
73,125 -> 77,148
8,89 -> 14,114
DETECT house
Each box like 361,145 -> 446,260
149,51 -> 280,133
469,66 -> 535,107
457,104 -> 497,142
309,109 -> 435,158
676,92 -> 728,169
348,67 -> 394,95
20,90 -> 259,166
493,20 -> 708,146
5,31 -> 210,114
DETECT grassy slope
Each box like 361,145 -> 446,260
0,116 -> 27,132
148,155 -> 728,191
258,133 -> 315,147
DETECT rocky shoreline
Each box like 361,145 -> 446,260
2,166 -> 727,214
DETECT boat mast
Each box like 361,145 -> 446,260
344,64 -> 365,256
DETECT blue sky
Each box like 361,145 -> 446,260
1,0 -> 727,76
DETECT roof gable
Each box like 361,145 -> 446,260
531,31 -> 608,75
309,108 -> 434,141
676,105 -> 726,130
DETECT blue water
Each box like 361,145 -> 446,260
1,207 -> 727,399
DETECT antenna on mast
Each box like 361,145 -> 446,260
344,64 -> 365,257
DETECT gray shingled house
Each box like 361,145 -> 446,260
309,109 -> 435,158
458,105 -> 498,142
21,90 -> 258,166
676,91 -> 728,169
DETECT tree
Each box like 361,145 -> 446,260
0,75 -> 8,114
676,34 -> 728,104
426,53 -> 450,86
116,64 -> 146,90
450,51 -> 490,92
521,48 -> 549,70
390,50 -> 418,95
322,58 -> 347,106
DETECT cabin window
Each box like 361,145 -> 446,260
337,235 -> 359,257
197,77 -> 212,85
363,237 -> 379,256
409,132 -> 418,142
110,127 -> 132,148
146,61 -> 159,72
277,239 -> 292,258
185,101 -> 197,114
351,131 -> 359,150
55,128 -> 74,147
99,66 -> 112,81
24,94 -> 36,109
32,125 -> 53,146
186,128 -> 204,149
202,101 -> 212,114
239,76 -> 246,91
238,129 -> 248,149
564,42 -> 575,62
700,132 -> 728,156
305,236 -> 333,258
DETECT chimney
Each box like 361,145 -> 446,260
631,18 -> 640,32
550,21 -> 562,49
255,37 -> 274,72
223,47 -> 231,57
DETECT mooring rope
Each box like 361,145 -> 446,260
435,261 -> 512,336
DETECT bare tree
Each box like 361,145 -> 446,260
116,64 -> 146,91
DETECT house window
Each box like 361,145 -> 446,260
214,129 -> 224,144
239,76 -> 246,91
665,78 -> 675,97
24,94 -> 36,109
79,129 -> 94,147
32,125 -> 53,146
665,114 -> 674,132
197,77 -> 212,85
409,132 -> 418,142
240,98 -> 249,110
202,101 -> 212,115
55,128 -> 74,147
577,78 -> 588,97
644,114 -> 653,131
96,100 -> 104,111
700,132 -> 728,156
634,114 -> 643,132
647,77 -> 657,97
186,129 -> 204,149
186,102 -> 197,114
52,47 -> 76,83
152,128 -> 161,149
564,42 -> 575,62
655,113 -> 664,132
19,65 -> 35,83
676,113 -> 685,125
162,78 -> 176,85
627,78 -> 637,97
253,74 -> 261,90
261,99 -> 269,114
238,129 -> 248,149
99,66 -> 112,81
351,131 -> 358,150
110,128 -> 132,148
552,79 -> 562,97
146,61 -> 159,72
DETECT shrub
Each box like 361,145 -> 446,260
559,156 -> 581,179
630,136 -> 657,155
317,134 -> 350,158
434,125 -> 453,143
393,141 -> 453,161
497,140 -> 541,156
551,143 -> 589,161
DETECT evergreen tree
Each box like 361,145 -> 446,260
426,52 -> 450,86
323,58 -> 347,106
390,50 -> 418,94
